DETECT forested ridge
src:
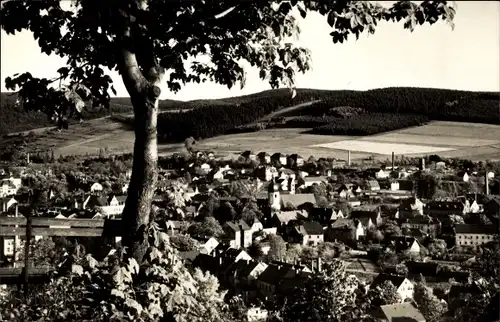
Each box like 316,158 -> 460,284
2,87 -> 499,138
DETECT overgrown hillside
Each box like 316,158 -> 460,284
0,93 -> 183,135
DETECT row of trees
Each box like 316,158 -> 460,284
310,113 -> 429,136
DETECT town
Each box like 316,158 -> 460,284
0,147 -> 499,322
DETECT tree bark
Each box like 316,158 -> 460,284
118,37 -> 164,262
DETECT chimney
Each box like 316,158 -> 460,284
311,259 -> 315,272
485,174 -> 490,195
317,257 -> 322,273
391,152 -> 395,170
347,151 -> 351,167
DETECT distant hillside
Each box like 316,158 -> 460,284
2,87 -> 499,137
0,92 -> 183,135
149,87 -> 499,142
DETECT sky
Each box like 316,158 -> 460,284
1,1 -> 499,101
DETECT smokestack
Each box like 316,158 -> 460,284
485,174 -> 490,195
347,151 -> 351,166
420,158 -> 426,171
391,152 -> 395,170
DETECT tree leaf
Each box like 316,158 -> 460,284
128,257 -> 140,275
86,254 -> 98,269
111,288 -> 125,299
71,264 -> 84,276
124,298 -> 143,315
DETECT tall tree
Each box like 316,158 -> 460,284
276,260 -> 361,321
2,0 -> 456,261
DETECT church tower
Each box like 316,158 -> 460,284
268,178 -> 281,211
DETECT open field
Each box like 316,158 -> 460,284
311,140 -> 455,155
11,118 -> 500,162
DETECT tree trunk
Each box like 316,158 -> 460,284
121,90 -> 159,262
119,45 -> 164,262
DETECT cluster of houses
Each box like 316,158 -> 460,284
1,151 -> 499,321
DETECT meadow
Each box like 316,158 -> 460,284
12,118 -> 497,163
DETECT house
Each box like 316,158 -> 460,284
228,259 -> 268,286
390,181 -> 400,191
309,207 -> 344,226
272,209 -> 309,226
198,163 -> 212,174
376,169 -> 391,179
247,218 -> 263,234
327,218 -> 365,242
459,172 -> 470,182
223,220 -> 253,248
287,154 -> 304,168
347,198 -> 361,207
293,221 -> 324,246
271,153 -> 287,166
350,207 -> 382,228
0,197 -> 17,212
370,274 -> 414,301
256,263 -> 310,301
0,180 -> 17,198
400,216 -> 441,237
390,236 -> 422,254
399,197 -> 425,217
484,197 -> 500,218
165,220 -> 183,234
190,236 -> 218,255
254,166 -> 279,182
378,303 -> 426,322
83,195 -> 126,217
302,176 -> 327,188
88,182 -> 103,193
365,180 -> 381,192
454,224 -> 498,248
257,152 -> 271,164
49,214 -> 71,229
241,151 -> 257,161
246,307 -> 269,322
426,201 -> 466,216
464,198 -> 481,213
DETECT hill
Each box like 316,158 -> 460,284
2,87 -> 499,139
0,93 -> 183,135
149,87 -> 499,142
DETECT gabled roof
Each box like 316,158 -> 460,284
275,210 -> 308,225
351,209 -> 379,220
281,193 -> 316,207
257,152 -> 270,157
454,224 -> 498,235
371,273 -> 407,289
86,195 -> 108,207
257,264 -> 291,285
379,303 -> 425,322
390,236 -> 420,252
225,220 -> 251,231
330,218 -> 355,229
299,221 -> 324,235
304,176 -> 327,183
402,215 -> 439,225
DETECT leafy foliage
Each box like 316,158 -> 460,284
275,260 -> 361,321
2,0 -> 457,128
0,233 -> 241,322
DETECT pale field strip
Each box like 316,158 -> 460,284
363,133 -> 500,147
311,140 -> 455,156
